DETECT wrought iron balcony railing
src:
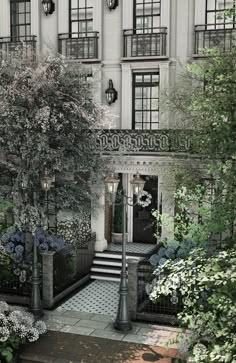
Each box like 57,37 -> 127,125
58,32 -> 99,60
194,24 -> 236,54
123,27 -> 167,58
0,35 -> 37,61
96,129 -> 194,154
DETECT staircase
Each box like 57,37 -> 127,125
90,251 -> 140,282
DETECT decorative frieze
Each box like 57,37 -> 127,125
96,129 -> 194,154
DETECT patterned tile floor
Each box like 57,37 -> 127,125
58,280 -> 119,316
107,243 -> 157,255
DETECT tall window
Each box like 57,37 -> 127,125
69,0 -> 93,34
10,0 -> 31,39
132,73 -> 159,130
206,0 -> 235,28
134,0 -> 161,33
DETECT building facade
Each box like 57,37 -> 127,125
0,0 -> 234,251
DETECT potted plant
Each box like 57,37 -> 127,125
0,301 -> 46,363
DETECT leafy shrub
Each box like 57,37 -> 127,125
149,248 -> 236,363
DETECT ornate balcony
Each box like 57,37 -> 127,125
194,25 -> 236,55
123,28 -> 167,58
0,36 -> 37,61
96,130 -> 194,154
58,32 -> 99,60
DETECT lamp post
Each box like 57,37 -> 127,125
105,172 -> 145,332
21,169 -> 54,317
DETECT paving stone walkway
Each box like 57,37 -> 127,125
40,309 -> 181,348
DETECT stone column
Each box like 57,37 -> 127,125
159,173 -> 175,240
41,251 -> 55,308
91,185 -> 108,252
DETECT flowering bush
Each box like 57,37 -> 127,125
149,239 -> 197,268
136,190 -> 152,208
149,248 -> 236,363
0,301 -> 46,362
0,226 -> 68,289
57,214 -> 91,249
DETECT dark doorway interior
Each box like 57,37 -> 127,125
133,175 -> 158,243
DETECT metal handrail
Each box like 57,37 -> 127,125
0,35 -> 37,42
195,23 -> 236,31
58,32 -> 99,39
123,27 -> 167,35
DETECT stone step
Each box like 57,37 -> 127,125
90,273 -> 120,282
92,258 -> 126,267
90,266 -> 122,274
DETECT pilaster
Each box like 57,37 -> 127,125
121,63 -> 132,129
91,185 -> 108,252
93,0 -> 103,60
58,0 -> 69,34
122,0 -> 133,30
0,0 -> 10,37
158,173 -> 175,240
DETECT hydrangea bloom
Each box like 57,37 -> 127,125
0,301 -> 9,313
0,327 -> 10,342
0,301 -> 46,360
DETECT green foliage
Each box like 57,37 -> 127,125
0,54 -> 108,232
169,48 -> 236,242
152,47 -> 236,362
150,248 -> 236,363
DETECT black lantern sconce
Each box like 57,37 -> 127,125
105,79 -> 118,105
42,0 -> 55,15
106,0 -> 119,10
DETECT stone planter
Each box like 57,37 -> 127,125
111,232 -> 128,243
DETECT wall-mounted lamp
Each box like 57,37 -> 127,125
105,80 -> 118,105
42,0 -> 55,15
106,0 -> 119,11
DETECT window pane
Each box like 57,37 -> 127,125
135,112 -> 143,123
11,1 -> 31,39
135,99 -> 143,109
207,0 -> 217,11
133,72 -> 159,130
71,0 -> 78,8
70,0 -> 93,33
135,87 -> 143,97
135,0 -> 161,30
206,0 -> 235,27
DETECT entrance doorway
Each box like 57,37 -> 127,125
133,176 -> 158,243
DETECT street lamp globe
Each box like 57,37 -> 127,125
40,169 -> 54,191
130,173 -> 145,195
104,173 -> 119,195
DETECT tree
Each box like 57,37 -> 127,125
0,54 -> 108,230
149,48 -> 236,362
167,48 -> 236,243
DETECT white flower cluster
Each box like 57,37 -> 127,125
136,190 -> 152,208
0,301 -> 46,346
